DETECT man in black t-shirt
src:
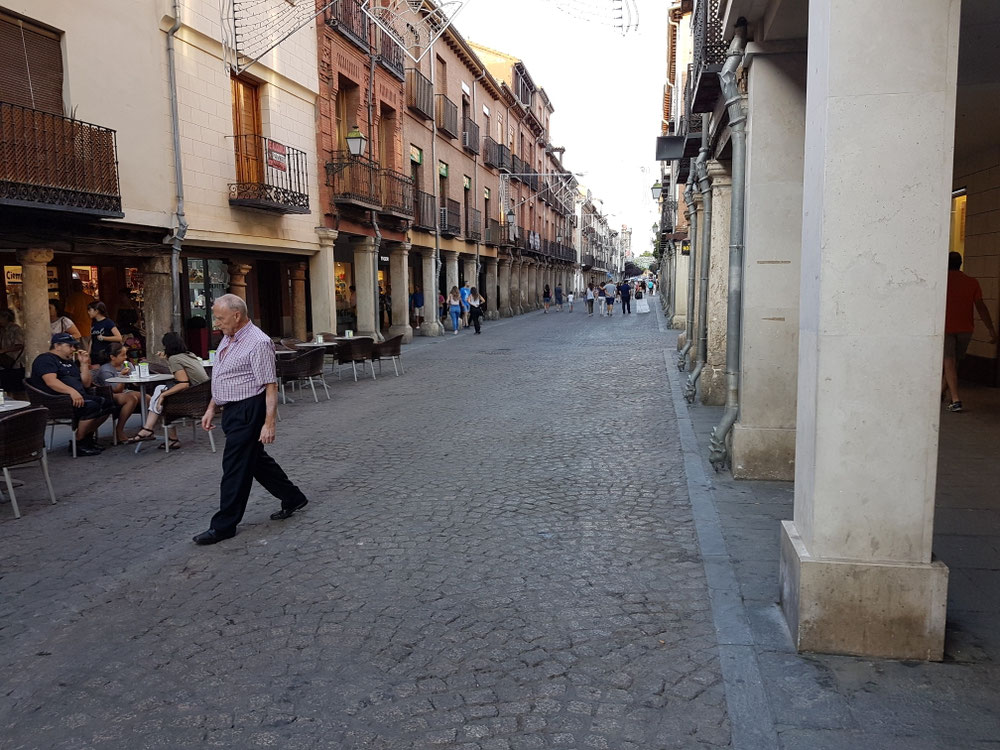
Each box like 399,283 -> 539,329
618,281 -> 632,315
30,333 -> 112,456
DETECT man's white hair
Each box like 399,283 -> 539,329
214,293 -> 248,317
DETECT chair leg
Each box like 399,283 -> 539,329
48,423 -> 55,450
3,467 -> 20,519
308,377 -> 318,403
400,356 -> 404,375
352,361 -> 358,382
71,431 -> 77,459
164,425 -> 171,454
39,451 -> 57,505
392,357 -> 399,377
208,428 -> 216,453
280,381 -> 287,404
370,359 -> 376,380
321,377 -> 331,400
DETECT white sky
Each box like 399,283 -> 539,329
454,0 -> 667,253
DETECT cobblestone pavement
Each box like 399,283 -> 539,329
0,302 -> 731,749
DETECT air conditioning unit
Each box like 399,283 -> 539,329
462,131 -> 473,149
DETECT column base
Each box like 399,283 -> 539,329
671,314 -> 687,330
420,320 -> 444,337
731,423 -> 796,481
486,311 -> 500,321
699,364 -> 727,406
388,324 -> 413,344
779,520 -> 948,661
501,307 -> 513,318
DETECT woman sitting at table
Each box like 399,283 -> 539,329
93,343 -> 146,444
127,332 -> 208,449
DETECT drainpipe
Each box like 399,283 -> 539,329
367,43 -> 382,340
709,19 -> 749,471
677,166 -> 697,370
473,68 -> 486,287
430,45 -> 442,311
166,0 -> 187,333
685,127 -> 712,403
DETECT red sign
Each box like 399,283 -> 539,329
266,141 -> 288,172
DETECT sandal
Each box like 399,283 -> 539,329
125,428 -> 156,444
158,439 -> 182,451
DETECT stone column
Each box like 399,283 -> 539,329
227,262 -> 252,301
311,228 -> 338,336
388,242 -> 413,343
700,161 -> 731,406
672,251 -> 688,329
511,258 -> 522,315
17,248 -> 53,373
529,262 -> 539,309
419,247 -> 443,336
290,262 -> 308,340
688,192 -> 705,367
499,257 -> 513,317
780,0 -> 957,661
731,49 -> 807,482
462,256 -> 477,291
484,257 -> 499,320
442,250 -> 459,330
141,255 -> 173,357
351,236 -> 378,339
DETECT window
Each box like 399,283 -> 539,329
335,76 -> 361,152
378,103 -> 397,168
0,11 -> 63,113
231,74 -> 262,185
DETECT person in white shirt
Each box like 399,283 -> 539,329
585,284 -> 595,316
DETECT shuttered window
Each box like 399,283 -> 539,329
231,75 -> 262,185
0,12 -> 63,114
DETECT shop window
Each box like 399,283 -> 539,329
950,190 -> 967,259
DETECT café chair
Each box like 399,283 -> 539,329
160,381 -> 216,454
25,381 -> 80,458
280,337 -> 305,350
276,349 -> 330,403
336,337 -> 376,382
0,406 -> 57,519
372,335 -> 405,377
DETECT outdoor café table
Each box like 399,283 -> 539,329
104,373 -> 175,453
0,400 -> 30,414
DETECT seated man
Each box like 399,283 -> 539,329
30,333 -> 113,456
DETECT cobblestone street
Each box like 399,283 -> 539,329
0,303 -> 731,749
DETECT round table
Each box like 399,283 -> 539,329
105,374 -> 175,453
0,399 -> 30,413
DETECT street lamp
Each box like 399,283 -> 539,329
346,126 -> 367,157
505,208 -> 515,226
651,181 -> 663,201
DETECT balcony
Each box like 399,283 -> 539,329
0,102 -> 124,218
326,0 -> 368,50
691,0 -> 726,112
582,253 -> 596,268
436,96 -> 459,139
380,168 -> 414,219
440,199 -> 461,237
326,151 -> 381,210
462,118 -> 480,154
406,69 -> 434,121
377,30 -> 405,81
414,190 -> 436,230
465,206 -> 482,241
484,218 -> 503,246
511,155 -> 523,183
482,136 -> 511,171
228,134 -> 309,215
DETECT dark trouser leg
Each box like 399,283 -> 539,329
211,397 -> 262,534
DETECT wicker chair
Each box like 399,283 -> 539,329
0,406 -> 57,518
24,381 -> 80,458
372,335 -> 405,377
335,337 -> 376,382
159,381 -> 217,454
280,337 -> 305,350
276,349 -> 330,403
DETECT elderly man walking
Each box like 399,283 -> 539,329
193,294 -> 309,545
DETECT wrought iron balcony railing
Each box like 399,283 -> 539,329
377,30 -> 405,80
436,95 -> 459,139
380,168 -> 414,218
406,69 -> 434,121
440,198 -> 461,237
466,206 -> 482,241
229,134 -> 309,214
582,253 -> 596,268
462,118 -> 480,154
484,218 -> 503,246
326,0 -> 368,50
511,155 -> 523,183
326,151 -> 381,210
413,190 -> 436,230
0,101 -> 124,217
691,0 -> 727,112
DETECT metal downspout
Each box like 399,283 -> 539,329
166,0 -> 187,333
678,167 -> 697,370
709,19 -> 749,471
685,127 -> 712,403
367,45 -> 382,340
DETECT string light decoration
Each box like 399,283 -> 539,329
221,0 -> 338,74
539,0 -> 640,35
361,0 -> 472,63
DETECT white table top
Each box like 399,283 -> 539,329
296,340 -> 336,348
275,349 -> 300,356
105,374 -> 175,385
0,400 -> 30,412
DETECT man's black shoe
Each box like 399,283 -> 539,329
270,499 -> 308,520
192,529 -> 235,545
72,443 -> 102,457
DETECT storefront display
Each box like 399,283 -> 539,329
2,265 -> 59,321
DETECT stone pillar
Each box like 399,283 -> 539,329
700,161 -> 731,406
462,256 -> 477,291
388,242 -> 413,342
688,192 -> 705,367
17,248 -> 53,373
529,262 -> 539,309
499,257 -> 513,317
518,259 -> 528,314
780,0 -> 957,661
731,49 -> 807,482
511,259 -> 522,315
290,262 -> 308,340
351,236 -> 378,339
227,262 -> 252,301
672,252 -> 689,329
442,250 -> 460,330
311,228 -> 338,336
419,248 -> 443,336
141,255 -> 173,357
484,257 -> 499,320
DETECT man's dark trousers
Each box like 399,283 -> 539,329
211,393 -> 308,534
621,297 -> 631,314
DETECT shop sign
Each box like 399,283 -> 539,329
380,256 -> 389,262
3,266 -> 58,285
410,145 -> 423,164
266,140 -> 288,171
439,161 -> 448,177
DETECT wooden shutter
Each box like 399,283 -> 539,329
231,75 -> 262,184
0,12 -> 63,114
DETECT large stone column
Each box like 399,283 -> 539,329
700,162 -> 731,406
672,251 -> 689,329
141,255 -> 173,357
18,248 -> 53,373
517,259 -> 528,314
499,257 -> 513,317
442,250 -> 459,330
290,262 -> 308,340
228,262 -> 252,301
419,247 -> 443,336
780,0 -> 957,661
528,262 -> 539,309
351,236 -> 379,339
311,228 -> 338,335
388,242 -> 413,342
462,256 -> 477,291
484,257 -> 499,320
688,192 -> 705,367
731,48 -> 807,482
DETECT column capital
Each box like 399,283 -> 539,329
441,249 -> 459,260
350,235 -> 377,252
142,255 -> 171,275
417,246 -> 435,259
483,255 -> 499,267
706,160 -> 731,185
316,227 -> 339,247
290,262 -> 307,281
16,248 -> 54,265
388,241 -> 412,254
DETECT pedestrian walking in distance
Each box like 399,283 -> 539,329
618,279 -> 632,315
596,283 -> 605,316
567,289 -> 575,313
943,251 -> 998,412
447,286 -> 463,334
193,294 -> 309,545
603,280 -> 617,316
543,284 -> 552,313
586,283 -> 595,316
467,286 -> 485,334
554,283 -> 564,311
